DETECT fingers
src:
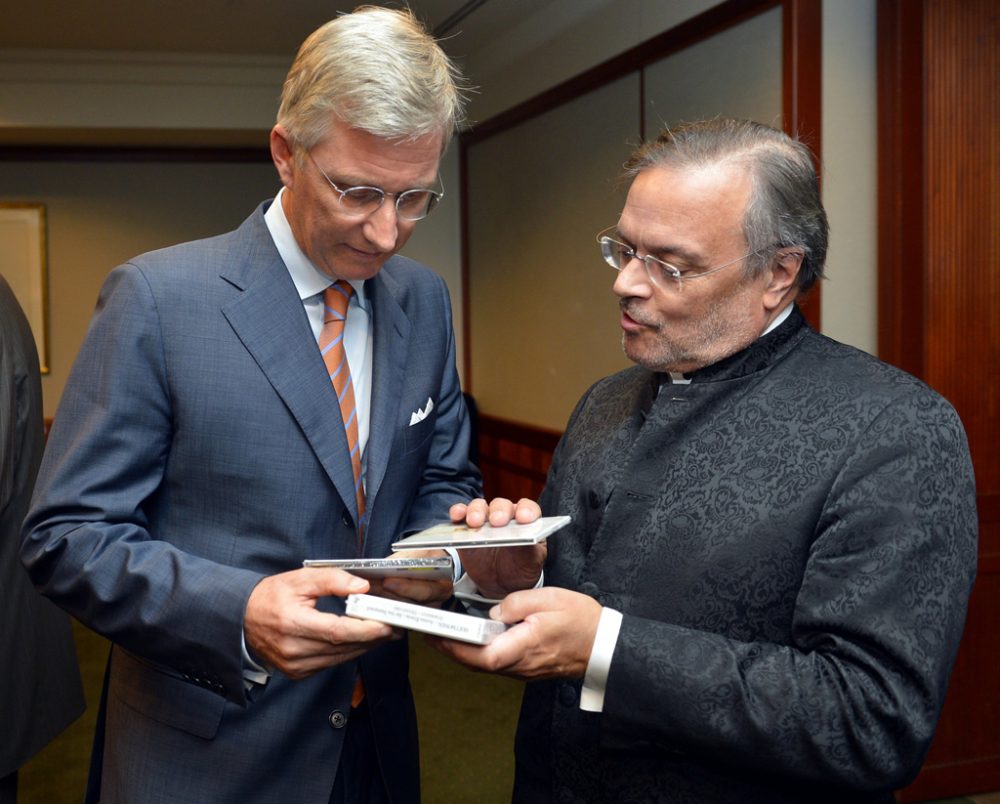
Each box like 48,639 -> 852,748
272,625 -> 400,680
487,588 -> 547,624
450,498 -> 493,527
450,497 -> 542,528
513,498 -> 542,523
247,608 -> 396,679
472,497 -> 521,527
449,501 -> 470,522
461,498 -> 491,527
430,589 -> 602,681
426,625 -> 534,676
484,497 -> 541,526
296,566 -> 371,598
244,568 -> 393,679
376,576 -> 453,606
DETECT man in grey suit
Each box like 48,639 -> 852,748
22,8 -> 479,803
1,275 -> 84,803
441,119 -> 978,802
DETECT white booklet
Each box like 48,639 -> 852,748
344,593 -> 506,645
391,514 -> 571,551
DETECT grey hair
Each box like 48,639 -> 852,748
277,5 -> 466,151
625,119 -> 828,292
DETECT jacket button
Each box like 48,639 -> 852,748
558,683 -> 578,707
328,710 -> 348,729
341,511 -> 353,528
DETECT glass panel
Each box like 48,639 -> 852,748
643,7 -> 783,138
467,74 -> 639,430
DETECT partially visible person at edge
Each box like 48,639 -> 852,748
1,274 -> 84,804
439,118 -> 978,803
21,7 -> 490,803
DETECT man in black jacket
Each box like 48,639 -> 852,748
441,119 -> 978,803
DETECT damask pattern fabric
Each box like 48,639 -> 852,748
515,306 -> 978,803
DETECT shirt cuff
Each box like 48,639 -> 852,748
241,630 -> 271,688
443,547 -> 464,582
452,568 -> 545,608
580,607 -> 623,712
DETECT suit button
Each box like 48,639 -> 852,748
341,511 -> 353,528
328,710 -> 348,729
558,683 -> 578,707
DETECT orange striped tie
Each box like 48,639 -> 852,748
320,281 -> 365,545
321,282 -> 367,708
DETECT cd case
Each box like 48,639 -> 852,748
344,593 -> 507,645
391,515 -> 571,551
303,556 -> 454,581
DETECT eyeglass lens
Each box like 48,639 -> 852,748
338,187 -> 439,221
599,236 -> 677,287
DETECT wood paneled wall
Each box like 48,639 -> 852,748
476,414 -> 561,503
880,0 -> 1000,799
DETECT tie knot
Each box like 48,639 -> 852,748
323,280 -> 354,323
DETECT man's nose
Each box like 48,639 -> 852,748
613,256 -> 653,298
363,199 -> 399,251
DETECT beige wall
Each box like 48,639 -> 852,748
0,159 -> 278,417
0,0 -> 877,422
461,0 -> 877,428
466,76 -> 638,428
0,149 -> 464,420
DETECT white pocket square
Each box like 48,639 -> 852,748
409,397 -> 434,426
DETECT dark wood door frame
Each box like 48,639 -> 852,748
880,0 -> 1000,799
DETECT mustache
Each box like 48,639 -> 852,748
620,298 -> 659,328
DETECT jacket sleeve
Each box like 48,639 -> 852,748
21,265 -> 262,706
601,392 -> 978,790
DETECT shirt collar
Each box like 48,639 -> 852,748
762,303 -> 793,336
658,303 -> 803,387
264,187 -> 368,307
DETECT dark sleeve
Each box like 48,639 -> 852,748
603,391 -> 978,790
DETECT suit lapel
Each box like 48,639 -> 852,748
219,207 -> 360,521
364,267 -> 411,508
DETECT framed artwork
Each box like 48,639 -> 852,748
0,203 -> 49,373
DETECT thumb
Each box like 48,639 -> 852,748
298,567 -> 370,597
489,587 -> 550,624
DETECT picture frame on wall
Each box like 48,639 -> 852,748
0,202 -> 49,373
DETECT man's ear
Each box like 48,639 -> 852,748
763,249 -> 803,310
270,125 -> 296,189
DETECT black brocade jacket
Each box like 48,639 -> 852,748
514,306 -> 978,804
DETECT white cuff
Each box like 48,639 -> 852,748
241,630 -> 271,687
443,547 -> 464,582
452,568 -> 545,607
580,607 -> 623,712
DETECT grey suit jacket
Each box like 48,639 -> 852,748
21,203 -> 481,803
1,275 -> 84,777
516,307 -> 977,803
